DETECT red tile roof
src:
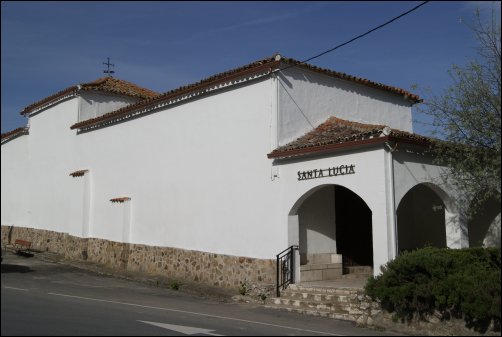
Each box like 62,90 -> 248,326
21,77 -> 159,115
70,54 -> 421,131
80,77 -> 159,99
1,126 -> 29,142
267,116 -> 432,159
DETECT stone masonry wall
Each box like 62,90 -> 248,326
127,244 -> 275,288
1,225 -> 275,289
334,288 -> 499,336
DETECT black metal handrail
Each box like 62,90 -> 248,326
276,245 -> 299,297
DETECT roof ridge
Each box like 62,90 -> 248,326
80,77 -> 109,87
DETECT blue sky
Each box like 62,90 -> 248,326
1,1 -> 500,134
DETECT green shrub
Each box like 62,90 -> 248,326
170,280 -> 182,290
365,247 -> 500,332
239,279 -> 249,296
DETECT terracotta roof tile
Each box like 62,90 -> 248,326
71,54 -> 421,130
79,77 -> 159,99
22,87 -> 78,115
21,77 -> 159,115
1,126 -> 29,142
268,116 -> 432,159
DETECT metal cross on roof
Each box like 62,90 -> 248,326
103,57 -> 115,77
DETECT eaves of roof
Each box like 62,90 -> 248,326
0,126 -> 30,144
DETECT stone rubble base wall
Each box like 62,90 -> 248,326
327,288 -> 499,336
1,225 -> 275,288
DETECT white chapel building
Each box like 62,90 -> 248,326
1,54 -> 500,288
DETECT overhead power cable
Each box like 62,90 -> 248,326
278,1 -> 429,71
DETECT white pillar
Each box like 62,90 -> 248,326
384,144 -> 397,261
372,206 -> 391,276
446,208 -> 469,248
288,214 -> 301,283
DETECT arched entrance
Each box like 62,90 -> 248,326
396,183 -> 447,252
468,194 -> 501,248
289,184 -> 373,282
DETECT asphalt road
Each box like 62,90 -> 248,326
1,251 -> 398,336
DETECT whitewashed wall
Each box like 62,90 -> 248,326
79,92 -> 139,122
0,76 -> 405,269
25,99 -> 81,233
393,150 -> 452,207
73,78 -> 284,258
297,185 -> 336,255
392,149 -> 469,249
275,147 -> 393,276
1,79 -> 286,259
1,134 -> 30,226
6,67 -> 494,271
278,67 -> 413,146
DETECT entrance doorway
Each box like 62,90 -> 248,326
290,184 -> 373,281
334,185 -> 373,267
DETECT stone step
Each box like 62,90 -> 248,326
300,263 -> 342,271
279,290 -> 357,303
264,304 -> 353,321
341,273 -> 372,280
267,284 -> 377,325
300,263 -> 342,282
344,266 -> 373,274
301,253 -> 342,265
287,283 -> 361,295
271,297 -> 352,312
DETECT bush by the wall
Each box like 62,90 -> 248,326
365,247 -> 500,332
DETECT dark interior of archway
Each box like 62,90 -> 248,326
335,185 -> 373,267
468,194 -> 501,247
396,184 -> 447,253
